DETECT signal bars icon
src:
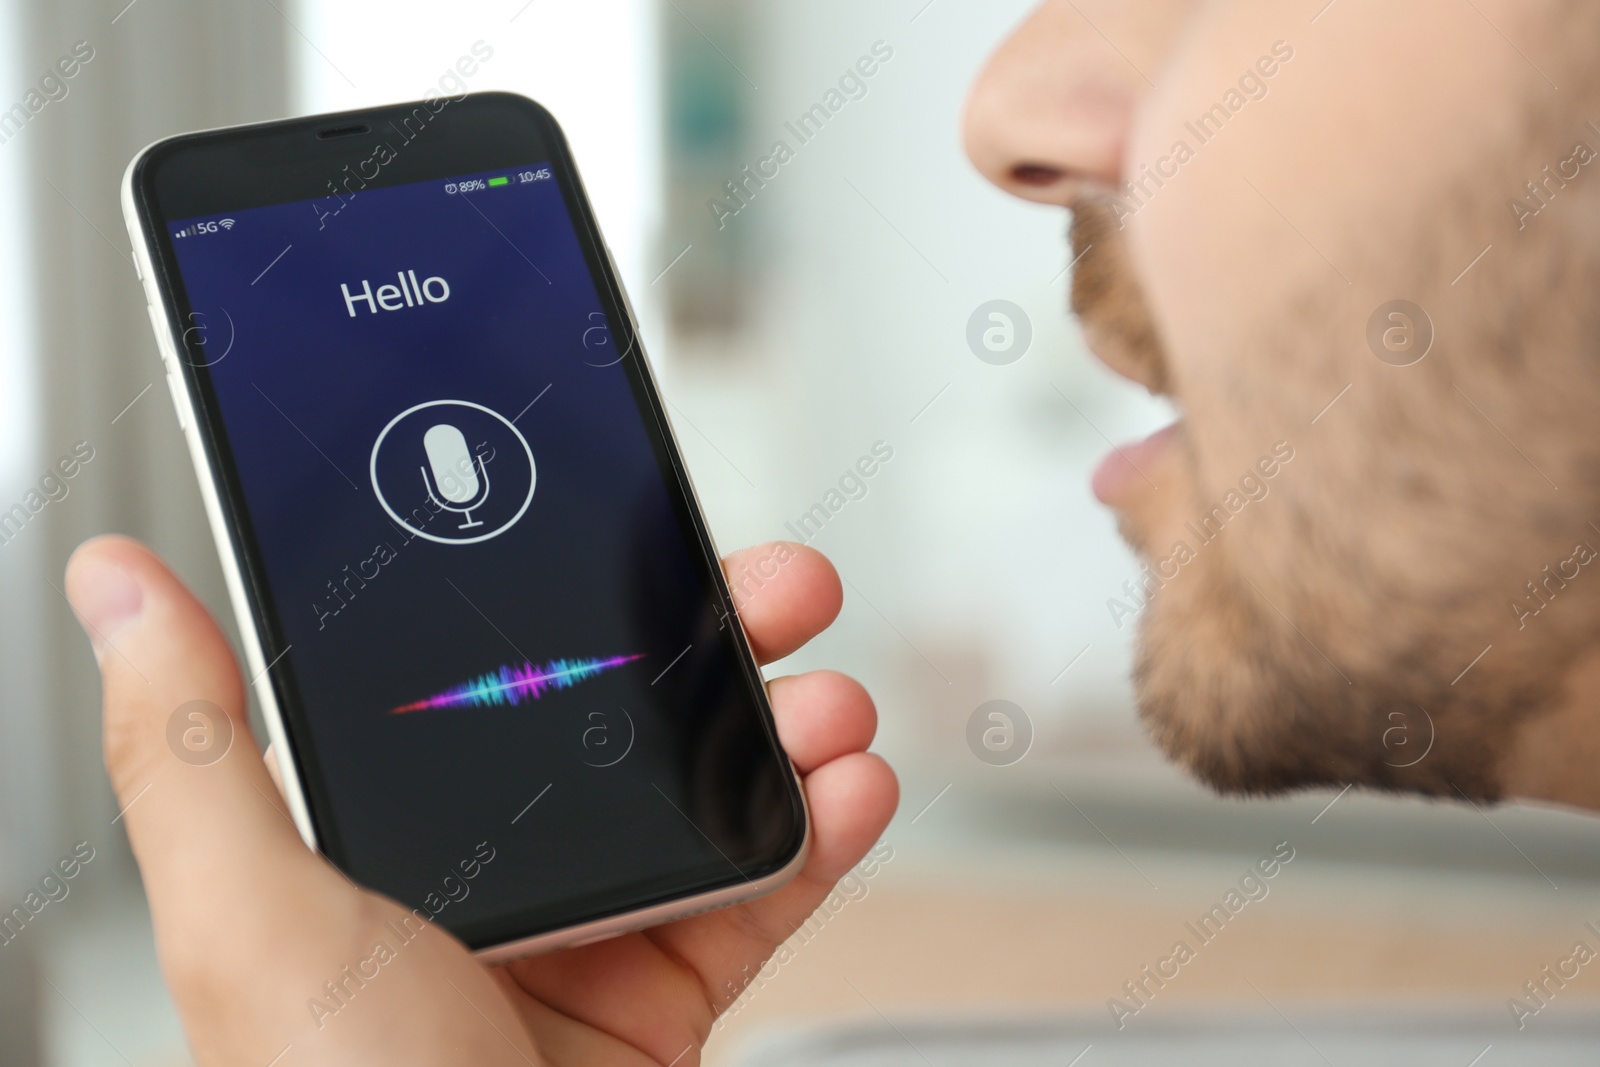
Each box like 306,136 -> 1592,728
173,218 -> 236,239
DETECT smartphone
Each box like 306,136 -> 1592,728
121,92 -> 807,960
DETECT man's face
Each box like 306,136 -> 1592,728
964,0 -> 1600,800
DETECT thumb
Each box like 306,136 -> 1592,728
65,535 -> 340,947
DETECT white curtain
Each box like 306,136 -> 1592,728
3,0 -> 287,897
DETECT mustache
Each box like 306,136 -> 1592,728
1068,196 -> 1172,396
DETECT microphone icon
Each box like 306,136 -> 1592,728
421,423 -> 492,530
373,399 -> 534,546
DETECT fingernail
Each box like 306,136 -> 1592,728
67,556 -> 144,656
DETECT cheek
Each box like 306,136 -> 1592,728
1125,0 -> 1516,398
1122,7 -> 1470,503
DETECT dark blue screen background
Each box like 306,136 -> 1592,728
168,168 -> 788,942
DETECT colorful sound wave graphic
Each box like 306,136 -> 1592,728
390,654 -> 646,715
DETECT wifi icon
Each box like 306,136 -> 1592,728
218,218 -> 236,230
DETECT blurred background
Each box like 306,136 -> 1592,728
3,1 -> 1600,1064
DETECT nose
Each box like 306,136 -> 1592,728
962,1 -> 1177,205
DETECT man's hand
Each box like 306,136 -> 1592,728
65,535 -> 897,1065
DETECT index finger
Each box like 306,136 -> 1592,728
721,542 -> 842,663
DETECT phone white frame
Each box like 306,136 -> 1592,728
119,110 -> 809,962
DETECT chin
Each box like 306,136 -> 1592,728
1127,557 -> 1510,802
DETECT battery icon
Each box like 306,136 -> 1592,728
488,176 -> 510,187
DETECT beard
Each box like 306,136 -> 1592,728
1130,543 -> 1520,801
1065,196 -> 1600,802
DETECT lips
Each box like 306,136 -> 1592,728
1092,421 -> 1179,504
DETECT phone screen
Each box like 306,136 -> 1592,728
152,130 -> 802,947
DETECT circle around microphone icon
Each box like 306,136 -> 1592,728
370,399 -> 536,546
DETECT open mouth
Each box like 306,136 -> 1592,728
1091,420 -> 1180,503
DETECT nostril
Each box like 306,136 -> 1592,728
1011,163 -> 1065,187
